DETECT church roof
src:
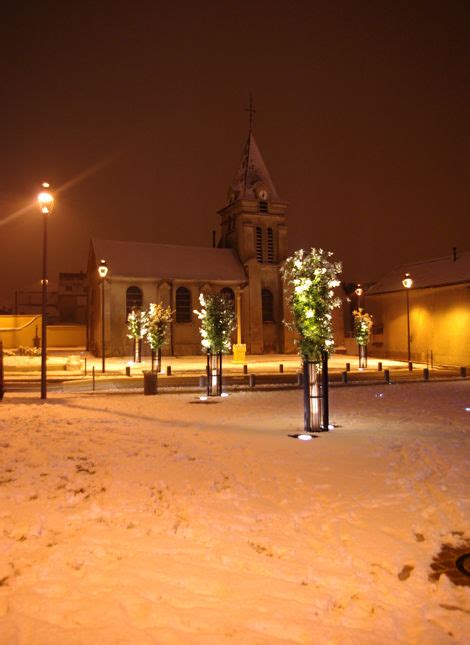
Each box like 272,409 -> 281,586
367,250 -> 470,295
91,239 -> 247,283
229,132 -> 281,202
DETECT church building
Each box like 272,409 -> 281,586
87,130 -> 296,357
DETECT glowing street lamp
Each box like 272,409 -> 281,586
37,182 -> 54,400
402,272 -> 413,367
355,284 -> 364,309
98,259 -> 109,373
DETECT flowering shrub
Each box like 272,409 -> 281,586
352,308 -> 373,346
127,309 -> 147,341
281,248 -> 342,361
145,303 -> 173,351
193,293 -> 236,354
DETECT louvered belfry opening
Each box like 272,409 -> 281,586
256,226 -> 263,262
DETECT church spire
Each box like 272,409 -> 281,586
228,112 -> 281,204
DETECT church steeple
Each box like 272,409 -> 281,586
218,122 -> 288,266
228,132 -> 281,204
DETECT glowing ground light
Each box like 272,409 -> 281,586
221,392 -> 229,398
297,434 -> 313,441
199,395 -> 208,401
465,408 -> 470,412
327,424 -> 335,430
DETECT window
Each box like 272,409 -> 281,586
267,227 -> 275,263
220,287 -> 235,306
126,286 -> 143,317
176,287 -> 192,323
255,226 -> 263,262
259,200 -> 268,213
262,288 -> 274,322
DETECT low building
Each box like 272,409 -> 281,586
365,250 -> 470,366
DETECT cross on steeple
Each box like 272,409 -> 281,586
245,93 -> 256,135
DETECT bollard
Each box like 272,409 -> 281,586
199,375 -> 207,388
408,361 -> 413,371
248,373 -> 256,388
384,369 -> 390,383
296,372 -> 303,386
92,365 -> 96,391
143,371 -> 158,395
423,368 -> 429,381
166,365 -> 172,376
84,357 -> 87,376
460,367 -> 467,378
377,361 -> 382,372
125,366 -> 131,377
243,364 -> 248,374
279,363 -> 284,373
345,362 -> 350,372
341,371 -> 348,384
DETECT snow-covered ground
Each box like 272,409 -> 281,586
0,381 -> 469,644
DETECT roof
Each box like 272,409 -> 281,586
229,133 -> 281,202
367,250 -> 470,295
90,239 -> 247,283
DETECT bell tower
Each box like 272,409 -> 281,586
217,114 -> 292,353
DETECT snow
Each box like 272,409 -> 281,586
0,381 -> 469,643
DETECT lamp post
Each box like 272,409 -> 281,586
402,272 -> 413,367
355,284 -> 363,310
98,259 -> 109,373
37,183 -> 54,400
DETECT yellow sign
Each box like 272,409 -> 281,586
232,343 -> 246,363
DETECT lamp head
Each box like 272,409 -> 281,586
98,259 -> 108,279
355,284 -> 364,297
402,273 -> 413,289
38,182 -> 54,214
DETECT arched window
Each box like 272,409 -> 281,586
176,287 -> 192,323
259,200 -> 268,213
220,287 -> 235,304
262,288 -> 274,322
267,227 -> 275,263
255,226 -> 263,263
126,286 -> 143,317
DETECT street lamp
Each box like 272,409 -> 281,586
355,284 -> 364,309
98,259 -> 109,373
37,183 -> 54,400
402,272 -> 413,368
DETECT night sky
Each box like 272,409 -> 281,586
1,1 -> 469,303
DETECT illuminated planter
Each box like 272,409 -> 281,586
206,351 -> 222,397
358,344 -> 368,369
303,351 -> 329,432
150,348 -> 162,373
133,338 -> 142,363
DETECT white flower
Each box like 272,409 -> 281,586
329,279 -> 341,287
294,259 -> 303,269
201,338 -> 210,348
305,310 -> 314,318
325,339 -> 334,346
199,294 -> 205,307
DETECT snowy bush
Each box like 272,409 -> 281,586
145,303 -> 173,352
193,293 -> 236,354
281,248 -> 342,362
126,309 -> 147,342
352,308 -> 373,346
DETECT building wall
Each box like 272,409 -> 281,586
367,284 -> 470,366
0,315 -> 85,349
